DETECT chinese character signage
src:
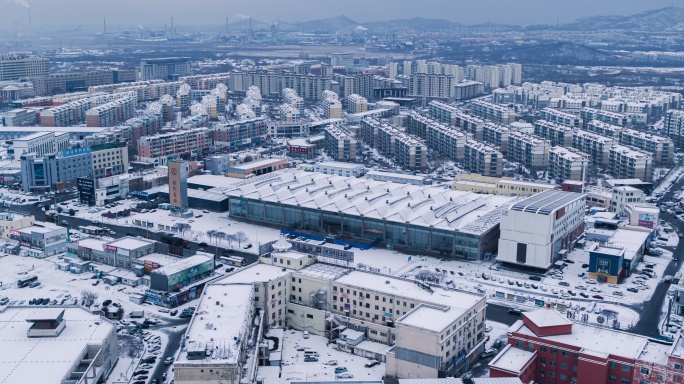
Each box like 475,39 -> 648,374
168,162 -> 188,209
105,244 -> 117,251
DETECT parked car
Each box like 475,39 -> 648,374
335,367 -> 348,374
529,275 -> 542,281
580,292 -> 589,298
364,360 -> 381,368
325,360 -> 338,366
337,373 -> 354,379
582,263 -> 589,268
480,349 -> 497,359
164,357 -> 175,365
627,287 -> 639,293
508,309 -> 522,316
28,281 -> 40,288
612,291 -> 624,297
559,281 -> 570,287
170,309 -> 178,316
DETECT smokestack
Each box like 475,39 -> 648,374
165,22 -> 167,35
249,17 -> 253,40
171,17 -> 174,35
103,17 -> 107,34
28,8 -> 32,28
226,17 -> 229,34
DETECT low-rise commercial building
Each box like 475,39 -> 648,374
498,190 -> 586,269
452,174 -> 556,196
11,221 -> 67,257
0,212 -> 34,239
314,161 -> 366,177
226,158 -> 288,179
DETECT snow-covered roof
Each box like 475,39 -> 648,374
296,264 -> 349,280
187,174 -> 242,189
511,317 -> 649,359
0,307 -> 114,384
179,283 -> 253,365
398,304 -> 465,332
152,254 -> 213,276
335,271 -> 483,315
106,236 -> 153,250
216,263 -> 290,284
222,170 -> 518,234
523,307 -> 572,328
488,345 -> 535,374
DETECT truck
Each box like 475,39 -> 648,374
130,310 -> 145,318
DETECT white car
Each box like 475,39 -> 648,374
485,325 -> 493,332
586,280 -> 597,285
158,308 -> 170,313
551,288 -> 559,294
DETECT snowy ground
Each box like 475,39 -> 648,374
653,164 -> 684,195
258,330 -> 385,384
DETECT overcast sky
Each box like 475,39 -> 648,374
2,0 -> 682,29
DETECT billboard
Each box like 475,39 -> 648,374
166,258 -> 215,289
168,162 -> 188,209
105,244 -> 117,251
638,213 -> 655,229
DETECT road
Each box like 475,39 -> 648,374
630,170 -> 684,336
485,303 -> 520,327
148,321 -> 188,384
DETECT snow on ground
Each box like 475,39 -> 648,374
259,330 -> 385,384
653,164 -> 684,195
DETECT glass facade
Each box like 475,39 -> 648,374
228,197 -> 490,258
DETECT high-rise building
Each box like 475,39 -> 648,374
388,62 -> 398,79
665,109 -> 684,147
347,94 -> 368,114
507,131 -> 551,172
330,52 -> 354,67
140,57 -> 192,81
463,139 -> 503,177
533,119 -> 574,147
324,125 -> 357,161
321,90 -> 343,119
33,71 -> 114,96
0,54 -> 49,81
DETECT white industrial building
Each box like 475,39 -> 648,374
313,161 -> 366,177
497,190 -> 586,270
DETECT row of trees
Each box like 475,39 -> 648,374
206,230 -> 249,248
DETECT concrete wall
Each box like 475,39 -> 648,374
285,302 -> 327,337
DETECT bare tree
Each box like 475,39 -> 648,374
215,231 -> 226,245
175,223 -> 191,237
81,289 -> 99,307
207,229 -> 217,244
225,233 -> 237,248
234,231 -> 249,248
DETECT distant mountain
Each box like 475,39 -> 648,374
364,17 -> 461,31
562,6 -> 684,31
293,15 -> 359,33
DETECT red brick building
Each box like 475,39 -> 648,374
489,306 -> 684,384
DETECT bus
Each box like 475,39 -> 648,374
17,275 -> 38,287
220,256 -> 245,267
79,226 -> 105,236
674,272 -> 682,285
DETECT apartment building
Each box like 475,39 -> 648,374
665,109 -> 684,147
85,95 -> 135,127
321,90 -> 343,119
454,80 -> 485,100
539,108 -> 583,129
2,108 -> 37,127
347,94 -> 369,114
571,130 -> 614,167
20,147 -> 92,192
126,114 -> 163,145
33,70 -> 114,96
463,140 -> 503,177
482,123 -> 511,153
40,98 -> 93,127
283,88 -> 305,115
140,57 -> 191,80
428,100 -> 461,126
408,73 -> 457,99
579,107 -> 628,127
324,125 -> 357,161
608,144 -> 653,182
470,100 -> 515,125
548,146 -> 589,181
0,54 -> 49,81
179,72 -> 231,89
406,112 -> 466,163
214,117 -> 268,149
585,119 -> 623,138
454,113 -> 486,140
498,190 -> 586,269
618,128 -> 674,165
137,128 -> 212,166
506,131 -> 551,172
533,119 -> 574,147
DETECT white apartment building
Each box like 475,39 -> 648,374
498,190 -> 586,269
506,131 -> 551,172
482,123 -> 510,153
579,107 -> 628,127
347,94 -> 369,114
618,128 -> 674,165
463,139 -> 503,177
321,90 -> 343,119
539,108 -> 583,129
585,120 -> 623,138
548,146 -> 589,181
571,130 -> 614,167
533,119 -> 574,147
608,144 -> 653,182
283,88 -> 305,115
665,109 -> 684,147
470,100 -> 515,125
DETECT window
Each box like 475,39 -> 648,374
528,342 -> 534,349
610,362 -> 617,369
609,374 -> 617,380
561,351 -> 569,357
560,374 -> 567,380
549,360 -> 556,367
621,379 -> 629,384
288,309 -> 294,314
540,346 -> 547,352
622,364 -> 630,372
676,363 -> 684,370
306,314 -> 313,319
550,348 -> 558,354
560,363 -> 568,369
